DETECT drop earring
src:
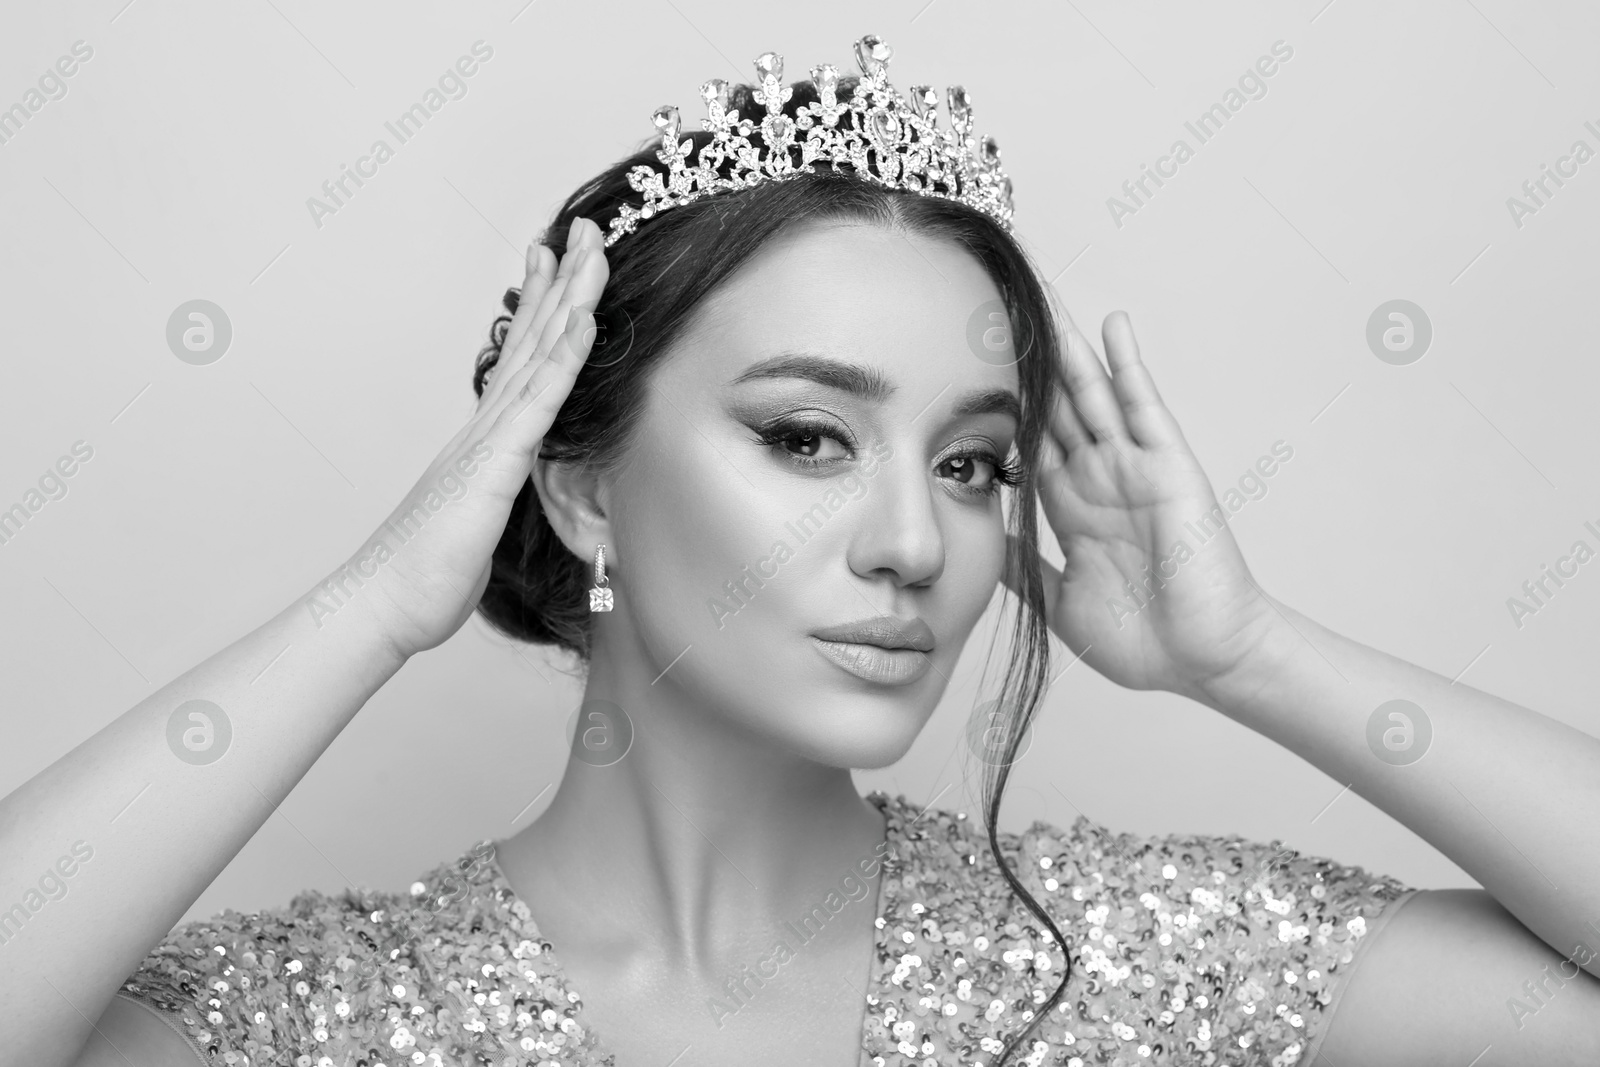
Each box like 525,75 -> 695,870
589,543 -> 613,612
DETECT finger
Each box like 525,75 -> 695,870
528,258 -> 584,367
1101,311 -> 1185,449
1040,429 -> 1068,473
528,227 -> 610,370
1056,304 -> 1130,446
517,218 -> 606,363
482,235 -> 587,410
1035,431 -> 1084,531
1048,375 -> 1093,456
490,298 -> 599,452
478,239 -> 607,430
496,243 -> 556,372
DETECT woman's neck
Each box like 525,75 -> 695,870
499,689 -> 888,977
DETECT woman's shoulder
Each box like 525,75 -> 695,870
116,839 -> 605,1067
870,791 -> 1417,1064
120,843 -> 475,1005
876,789 -> 1413,919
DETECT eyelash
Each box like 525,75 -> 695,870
752,416 -> 1023,497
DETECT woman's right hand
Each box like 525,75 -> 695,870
352,216 -> 611,660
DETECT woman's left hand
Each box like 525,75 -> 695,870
1004,307 -> 1283,702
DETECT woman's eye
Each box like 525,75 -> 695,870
940,454 -> 994,488
783,430 -> 846,459
755,419 -> 854,465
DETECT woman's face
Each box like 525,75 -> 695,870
603,218 -> 1023,769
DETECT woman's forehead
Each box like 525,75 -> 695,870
670,220 -> 1016,394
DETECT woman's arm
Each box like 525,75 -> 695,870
1010,303 -> 1600,1055
0,561 -> 405,1067
1317,888 -> 1600,1064
1192,592 -> 1600,981
1,221 -> 611,1067
1196,595 -> 1600,1058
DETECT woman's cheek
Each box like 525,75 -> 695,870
647,455 -> 797,620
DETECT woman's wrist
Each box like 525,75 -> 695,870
295,548 -> 420,672
1181,591 -> 1309,719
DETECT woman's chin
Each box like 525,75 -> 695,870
776,714 -> 929,771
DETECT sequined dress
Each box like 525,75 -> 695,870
119,792 -> 1416,1067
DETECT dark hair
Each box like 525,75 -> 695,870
471,74 -> 1068,1064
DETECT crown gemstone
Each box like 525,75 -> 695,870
701,78 -> 728,108
754,51 -> 784,82
870,107 -> 900,145
854,34 -> 892,77
947,85 -> 972,133
810,63 -> 838,95
652,104 -> 680,143
981,135 -> 1000,164
908,85 -> 937,121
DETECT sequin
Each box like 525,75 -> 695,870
117,793 -> 1413,1066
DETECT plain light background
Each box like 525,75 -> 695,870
2,0 -> 1597,927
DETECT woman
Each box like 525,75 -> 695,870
7,33 -> 1600,1067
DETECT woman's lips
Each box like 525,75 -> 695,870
810,637 -> 933,685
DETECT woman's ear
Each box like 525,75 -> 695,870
530,455 -> 612,565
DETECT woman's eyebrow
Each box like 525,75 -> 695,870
949,388 -> 1020,423
728,353 -> 892,402
728,352 -> 1019,423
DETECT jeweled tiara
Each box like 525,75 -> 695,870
603,33 -> 1015,248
